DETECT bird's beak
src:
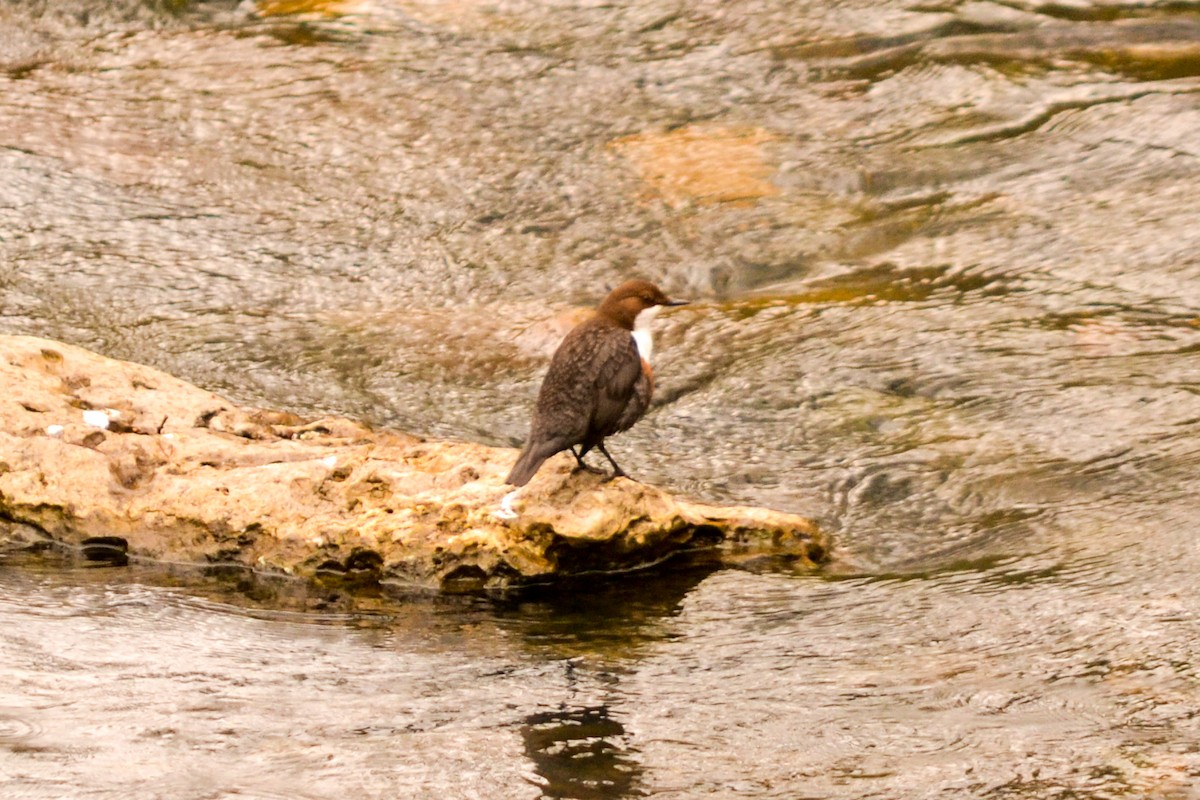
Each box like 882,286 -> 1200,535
664,298 -> 689,307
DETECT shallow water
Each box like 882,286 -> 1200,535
3,0 -> 1200,797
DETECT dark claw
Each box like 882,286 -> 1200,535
569,446 -> 604,474
595,442 -> 632,481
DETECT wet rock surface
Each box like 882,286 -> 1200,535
0,335 -> 825,589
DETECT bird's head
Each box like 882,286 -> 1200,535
598,279 -> 688,329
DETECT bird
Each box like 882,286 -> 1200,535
505,279 -> 687,487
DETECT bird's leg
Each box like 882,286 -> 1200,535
595,442 -> 630,481
569,446 -> 605,475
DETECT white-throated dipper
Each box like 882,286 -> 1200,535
505,279 -> 687,486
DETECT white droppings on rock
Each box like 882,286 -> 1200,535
322,455 -> 337,468
45,424 -> 64,437
494,489 -> 520,521
82,410 -> 110,429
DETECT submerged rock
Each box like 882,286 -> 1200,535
0,335 -> 825,590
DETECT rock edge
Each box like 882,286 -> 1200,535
0,335 -> 826,590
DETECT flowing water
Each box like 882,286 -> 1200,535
3,0 -> 1200,796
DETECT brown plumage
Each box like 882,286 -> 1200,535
506,279 -> 687,486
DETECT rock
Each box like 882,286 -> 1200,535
0,335 -> 826,590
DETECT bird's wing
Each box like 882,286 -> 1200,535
530,320 -> 645,446
615,363 -> 652,433
591,331 -> 644,437
529,321 -> 611,443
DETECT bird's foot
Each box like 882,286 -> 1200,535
594,443 -> 631,482
571,462 -> 607,476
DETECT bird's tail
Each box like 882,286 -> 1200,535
505,441 -> 557,486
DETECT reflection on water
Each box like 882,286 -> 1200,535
4,545 -> 1199,798
522,706 -> 644,799
2,0 -> 1200,796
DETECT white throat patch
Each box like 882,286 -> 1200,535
632,305 -> 660,363
632,329 -> 653,363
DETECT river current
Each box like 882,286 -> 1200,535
2,0 -> 1200,797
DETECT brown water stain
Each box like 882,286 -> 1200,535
796,19 -> 1200,82
256,0 -> 365,17
610,125 -> 780,209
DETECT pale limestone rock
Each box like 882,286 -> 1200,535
0,335 -> 826,590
